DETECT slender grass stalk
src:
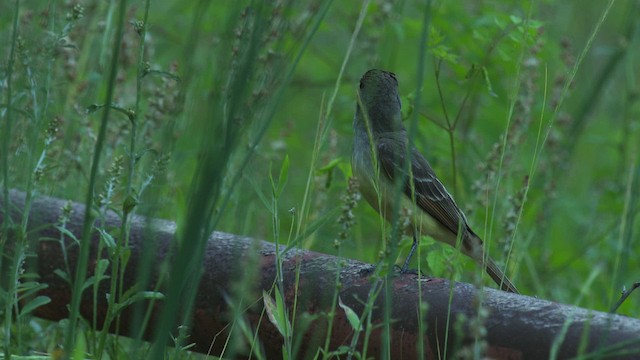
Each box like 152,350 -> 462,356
58,1 -> 107,118
528,0 -> 616,194
0,0 -> 21,274
433,58 -> 459,191
128,2 -> 210,353
145,1 -> 333,358
121,0 -> 151,347
147,2 -> 268,356
296,0 -> 364,248
95,0 -> 152,357
2,0 -> 21,357
19,0 -> 58,235
277,92 -> 332,356
609,159 -> 639,304
345,271 -> 385,360
354,82 -> 402,360
211,4 -> 335,355
213,0 -> 335,233
6,0 -> 62,353
549,313 -> 575,360
164,0 -> 324,345
508,0 -> 616,290
485,1 -> 533,279
567,0 -> 638,154
309,1 -> 370,357
63,0 -> 129,356
2,1 -> 633,357
270,159 -> 293,355
284,208 -> 299,354
411,5 -> 431,359
513,65 -> 548,294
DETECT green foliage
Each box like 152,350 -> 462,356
1,0 -> 639,358
338,297 -> 362,331
263,290 -> 292,340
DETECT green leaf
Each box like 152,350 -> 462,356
274,288 -> 290,336
481,66 -> 497,97
465,64 -> 478,80
400,93 -> 415,121
17,281 -> 48,301
120,283 -> 141,301
263,290 -> 290,337
19,295 -> 51,317
317,157 -> 343,173
332,346 -> 353,356
86,104 -> 105,114
429,44 -> 459,64
276,154 -> 290,197
96,259 -> 110,280
73,331 -> 87,360
316,159 -> 338,190
123,194 -> 139,215
285,206 -> 341,252
246,173 -> 272,213
16,281 -> 44,292
98,228 -> 116,249
338,297 -> 362,331
82,259 -> 110,291
268,163 -> 277,196
54,269 -> 71,284
121,247 -> 132,268
269,155 -> 290,197
428,25 -> 444,47
263,290 -> 283,336
114,291 -> 165,314
56,225 -> 79,244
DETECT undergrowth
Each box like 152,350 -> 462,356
0,0 -> 638,359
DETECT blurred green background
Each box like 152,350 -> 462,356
2,0 -> 639,331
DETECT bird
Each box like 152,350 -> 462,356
351,69 -> 519,294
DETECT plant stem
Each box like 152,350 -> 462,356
63,0 -> 128,356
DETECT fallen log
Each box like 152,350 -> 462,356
1,190 -> 639,359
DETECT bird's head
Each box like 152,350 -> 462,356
355,69 -> 403,133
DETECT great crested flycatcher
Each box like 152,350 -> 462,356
351,69 -> 519,294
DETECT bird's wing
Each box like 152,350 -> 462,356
377,137 -> 466,236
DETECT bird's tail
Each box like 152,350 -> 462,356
464,232 -> 519,294
484,257 -> 519,294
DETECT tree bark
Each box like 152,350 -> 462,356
1,190 -> 639,359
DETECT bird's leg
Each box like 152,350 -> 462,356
400,234 -> 418,273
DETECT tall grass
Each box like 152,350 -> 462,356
1,1 -> 22,357
1,0 -> 639,359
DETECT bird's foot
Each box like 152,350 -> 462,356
394,264 -> 424,276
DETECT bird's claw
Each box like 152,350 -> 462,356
394,264 -> 424,276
